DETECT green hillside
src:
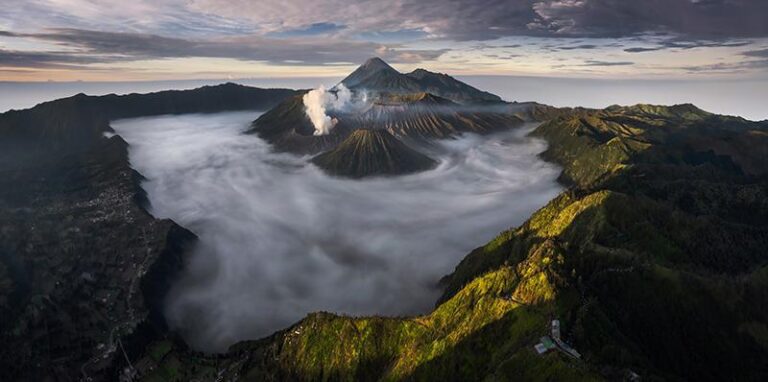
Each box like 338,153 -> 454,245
135,104 -> 768,381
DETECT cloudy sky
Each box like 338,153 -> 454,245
1,0 -> 767,81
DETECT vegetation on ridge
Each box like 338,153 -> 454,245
136,103 -> 768,381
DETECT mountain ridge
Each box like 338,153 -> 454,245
0,83 -> 299,381
340,57 -> 503,104
4,60 -> 768,381
249,57 -> 523,175
341,57 -> 404,88
137,103 -> 768,381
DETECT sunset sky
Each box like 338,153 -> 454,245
1,0 -> 767,81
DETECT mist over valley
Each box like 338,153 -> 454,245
4,2 -> 768,377
113,112 -> 562,351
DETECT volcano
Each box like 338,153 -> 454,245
248,58 -> 527,177
311,129 -> 437,178
340,57 -> 502,104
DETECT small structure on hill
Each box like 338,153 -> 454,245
534,335 -> 556,354
533,319 -> 581,359
552,320 -> 561,340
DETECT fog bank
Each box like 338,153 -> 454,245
112,112 -> 561,352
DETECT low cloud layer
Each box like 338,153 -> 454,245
112,112 -> 562,352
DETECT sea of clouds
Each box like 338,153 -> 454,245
112,112 -> 562,352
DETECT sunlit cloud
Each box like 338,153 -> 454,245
1,0 -> 767,80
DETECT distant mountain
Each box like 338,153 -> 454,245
249,58 -> 523,177
603,103 -> 711,121
248,90 -> 523,158
312,129 -> 437,178
351,92 -> 520,139
0,83 -> 297,157
532,103 -> 766,186
404,68 -> 502,104
340,57 -> 503,104
341,57 -> 419,92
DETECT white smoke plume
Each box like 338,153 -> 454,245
302,83 -> 358,135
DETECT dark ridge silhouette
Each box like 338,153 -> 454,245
0,83 -> 298,381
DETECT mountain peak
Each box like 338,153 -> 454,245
340,57 -> 502,104
605,103 -> 710,120
312,129 -> 437,178
407,68 -> 439,77
341,57 -> 400,88
362,57 -> 395,71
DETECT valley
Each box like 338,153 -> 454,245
1,57 -> 767,381
112,112 -> 561,352
134,100 -> 768,382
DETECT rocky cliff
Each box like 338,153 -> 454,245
0,83 -> 297,381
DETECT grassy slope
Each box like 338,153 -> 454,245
443,104 -> 768,380
139,104 -> 768,381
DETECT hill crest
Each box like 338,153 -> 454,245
311,128 -> 437,178
340,57 -> 503,104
